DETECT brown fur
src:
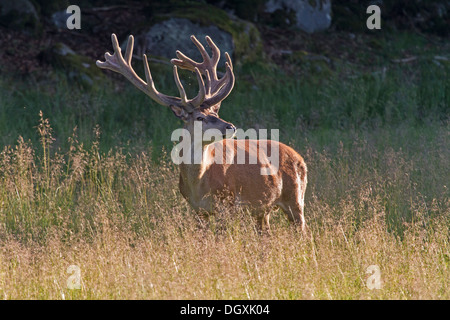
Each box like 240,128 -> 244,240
179,138 -> 307,232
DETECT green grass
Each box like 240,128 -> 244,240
1,36 -> 448,153
0,32 -> 448,299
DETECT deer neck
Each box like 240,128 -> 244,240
179,137 -> 210,184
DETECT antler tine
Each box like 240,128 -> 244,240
204,69 -> 211,96
191,36 -> 214,67
191,67 -> 207,107
173,66 -> 188,107
97,33 -> 181,108
173,66 -> 206,110
170,35 -> 235,110
214,52 -> 233,92
96,35 -> 133,78
171,36 -> 219,80
204,62 -> 235,108
172,50 -> 199,72
225,52 -> 233,71
204,36 -> 221,76
124,34 -> 134,65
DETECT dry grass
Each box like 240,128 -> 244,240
0,113 -> 448,300
1,214 -> 448,300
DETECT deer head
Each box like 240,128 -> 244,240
96,34 -> 236,144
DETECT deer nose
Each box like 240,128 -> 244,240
226,124 -> 236,131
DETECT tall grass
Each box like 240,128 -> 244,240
0,37 -> 448,299
0,111 -> 448,299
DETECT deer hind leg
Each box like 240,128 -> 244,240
280,169 -> 307,233
283,204 -> 306,233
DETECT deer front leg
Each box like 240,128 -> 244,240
256,211 -> 272,235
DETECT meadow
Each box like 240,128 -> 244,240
0,32 -> 448,299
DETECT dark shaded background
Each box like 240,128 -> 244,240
0,0 -> 448,76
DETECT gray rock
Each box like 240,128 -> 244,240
42,42 -> 104,88
265,0 -> 331,33
52,42 -> 76,56
51,10 -> 72,30
0,0 -> 40,31
135,18 -> 234,67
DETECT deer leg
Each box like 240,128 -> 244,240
193,209 -> 210,229
279,188 -> 307,233
256,211 -> 272,235
280,167 -> 307,233
283,205 -> 306,233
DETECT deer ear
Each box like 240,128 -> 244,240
170,105 -> 190,122
207,104 -> 221,115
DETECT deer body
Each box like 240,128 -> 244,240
179,139 -> 306,218
97,33 -> 307,231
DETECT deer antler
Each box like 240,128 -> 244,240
171,35 -> 235,111
96,34 -> 206,111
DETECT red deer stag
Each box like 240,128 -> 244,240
97,34 -> 307,232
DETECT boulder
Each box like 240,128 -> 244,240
42,42 -> 104,88
264,0 -> 332,33
51,10 -> 72,31
130,4 -> 264,68
0,0 -> 41,32
35,0 -> 69,17
139,18 -> 234,67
